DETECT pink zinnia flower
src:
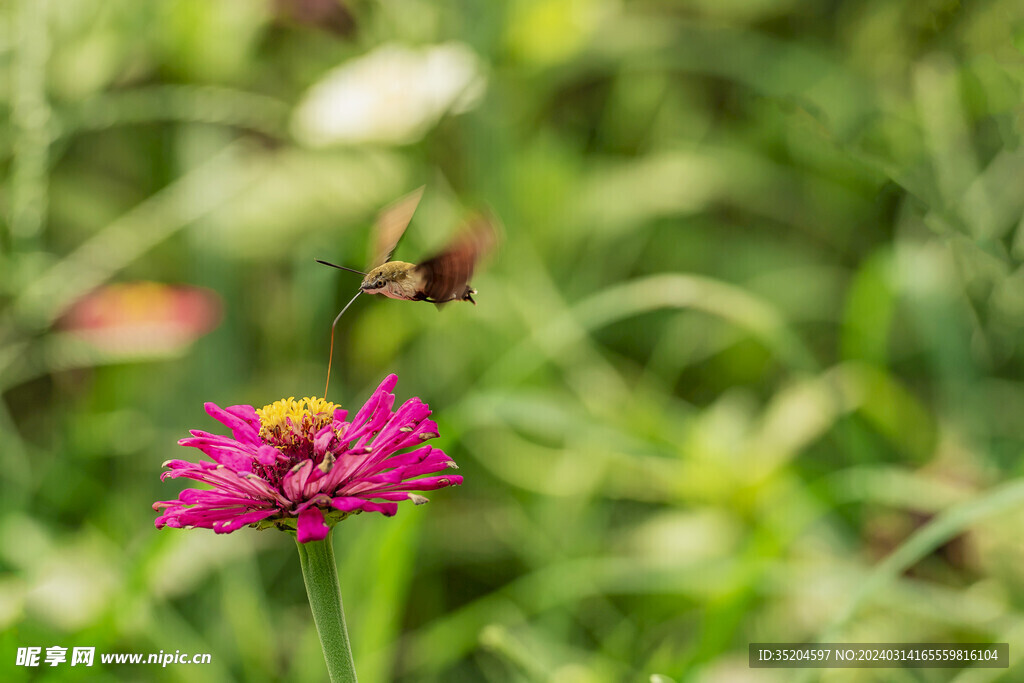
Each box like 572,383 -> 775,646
154,375 -> 461,543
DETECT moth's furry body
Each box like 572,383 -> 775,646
361,261 -> 477,304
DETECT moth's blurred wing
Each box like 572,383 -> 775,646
414,215 -> 497,303
369,185 -> 425,269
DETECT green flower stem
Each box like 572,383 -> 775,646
297,533 -> 357,683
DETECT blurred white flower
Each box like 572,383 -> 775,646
291,42 -> 486,146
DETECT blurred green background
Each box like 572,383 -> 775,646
2,0 -> 1024,681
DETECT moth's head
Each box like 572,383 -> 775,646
359,276 -> 386,293
360,265 -> 392,293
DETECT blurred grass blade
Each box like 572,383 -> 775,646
11,141 -> 266,330
824,478 -> 1024,637
8,0 -> 53,248
484,273 -> 815,391
59,85 -> 290,141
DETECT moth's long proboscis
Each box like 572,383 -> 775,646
324,290 -> 362,399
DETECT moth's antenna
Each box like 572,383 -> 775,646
324,290 -> 362,399
316,259 -> 367,276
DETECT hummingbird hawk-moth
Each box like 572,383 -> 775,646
317,186 -> 497,395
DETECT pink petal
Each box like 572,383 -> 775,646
330,496 -> 398,516
255,445 -> 283,466
212,508 -> 278,533
294,460 -> 327,499
282,460 -> 314,502
313,424 -> 336,458
344,376 -> 398,445
204,403 -> 261,444
351,474 -> 463,496
296,507 -> 330,543
178,436 -> 256,472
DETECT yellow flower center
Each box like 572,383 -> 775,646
257,397 -> 339,449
